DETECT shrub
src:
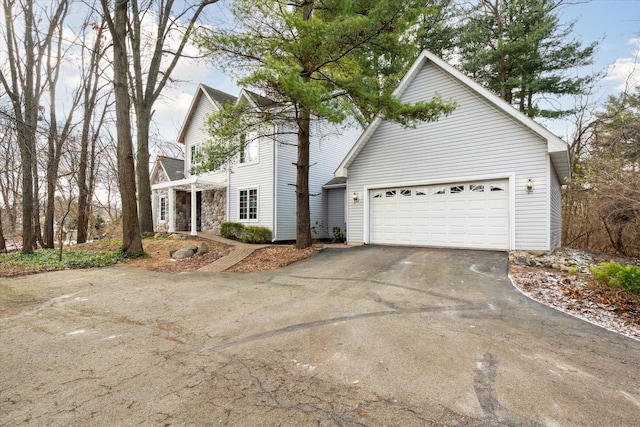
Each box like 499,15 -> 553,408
591,261 -> 640,295
241,226 -> 272,244
220,222 -> 245,239
331,226 -> 345,243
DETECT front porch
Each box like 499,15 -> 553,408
151,173 -> 227,235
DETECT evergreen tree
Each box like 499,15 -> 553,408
456,0 -> 597,118
196,0 -> 455,248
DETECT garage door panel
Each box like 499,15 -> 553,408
369,180 -> 509,250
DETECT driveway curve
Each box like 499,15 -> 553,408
1,246 -> 639,426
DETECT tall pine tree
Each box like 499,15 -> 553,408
456,0 -> 597,118
196,0 -> 455,248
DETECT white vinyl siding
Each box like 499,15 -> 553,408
347,61 -> 550,250
228,133 -> 274,231
550,163 -> 562,249
326,188 -> 346,237
274,136 -> 298,240
184,96 -> 217,177
275,118 -> 361,240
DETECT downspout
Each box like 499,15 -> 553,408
272,123 -> 278,242
225,141 -> 232,225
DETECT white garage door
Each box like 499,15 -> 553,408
369,180 -> 509,250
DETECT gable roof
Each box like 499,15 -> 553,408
151,156 -> 185,182
335,50 -> 571,181
177,84 -> 236,144
240,88 -> 274,108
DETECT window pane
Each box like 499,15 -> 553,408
239,190 -> 247,219
470,184 -> 484,192
240,189 -> 257,220
450,185 -> 464,194
433,187 -> 446,195
249,189 -> 258,219
400,189 -> 411,196
159,197 -> 166,221
385,190 -> 396,197
240,134 -> 258,164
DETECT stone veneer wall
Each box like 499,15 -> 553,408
175,191 -> 189,231
201,189 -> 226,233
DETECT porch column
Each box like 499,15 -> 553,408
151,190 -> 157,232
190,182 -> 197,236
168,188 -> 175,233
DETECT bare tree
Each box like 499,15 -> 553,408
76,19 -> 112,244
0,0 -> 69,253
127,0 -> 218,234
100,0 -> 143,254
41,6 -> 85,248
0,110 -> 21,236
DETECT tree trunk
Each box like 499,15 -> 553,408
295,103 -> 312,249
76,126 -> 90,244
0,198 -> 6,253
32,154 -> 44,249
109,0 -> 143,254
17,123 -> 34,254
44,118 -> 59,248
135,110 -> 153,234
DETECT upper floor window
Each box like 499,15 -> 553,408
240,133 -> 259,164
190,144 -> 201,168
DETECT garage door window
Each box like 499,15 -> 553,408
400,189 -> 411,196
450,185 -> 464,194
470,184 -> 485,192
434,187 -> 446,195
490,183 -> 505,192
385,190 -> 396,197
373,192 -> 383,198
416,189 -> 427,196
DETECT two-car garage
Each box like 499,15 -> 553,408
368,180 -> 510,250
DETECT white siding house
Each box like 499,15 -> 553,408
151,84 -> 361,241
335,51 -> 570,251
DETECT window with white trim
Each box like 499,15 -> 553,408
239,188 -> 258,220
190,144 -> 201,168
159,196 -> 167,222
240,133 -> 259,164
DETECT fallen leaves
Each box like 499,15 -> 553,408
226,245 -> 317,273
510,264 -> 640,340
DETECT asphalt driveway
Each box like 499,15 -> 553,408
1,246 -> 640,426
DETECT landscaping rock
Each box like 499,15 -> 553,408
172,248 -> 195,260
198,242 -> 209,255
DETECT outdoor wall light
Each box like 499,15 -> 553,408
526,179 -> 533,193
352,192 -> 359,203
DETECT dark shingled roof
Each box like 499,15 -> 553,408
158,157 -> 185,181
201,84 -> 236,107
323,177 -> 347,187
244,89 -> 275,108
